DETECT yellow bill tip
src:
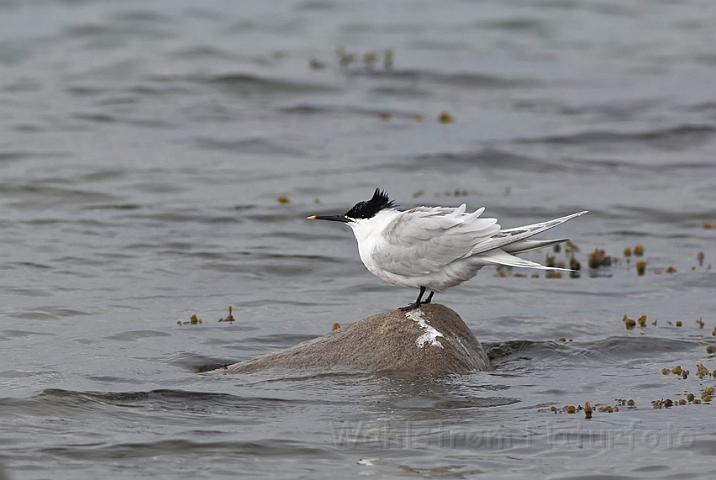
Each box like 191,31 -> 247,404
307,215 -> 317,220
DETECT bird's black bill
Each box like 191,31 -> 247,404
307,215 -> 352,223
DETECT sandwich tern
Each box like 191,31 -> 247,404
308,189 -> 587,311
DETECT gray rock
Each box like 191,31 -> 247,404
217,304 -> 492,378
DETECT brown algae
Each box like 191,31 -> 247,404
636,261 -> 646,276
588,249 -> 611,269
218,306 -> 235,322
438,111 -> 455,123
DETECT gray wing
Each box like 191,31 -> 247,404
372,205 -> 500,276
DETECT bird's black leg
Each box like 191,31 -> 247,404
423,291 -> 435,304
399,286 -> 426,311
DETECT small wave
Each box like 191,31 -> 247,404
0,183 -> 118,208
348,68 -> 536,89
10,306 -> 90,320
479,17 -> 553,36
278,103 -> 424,118
150,73 -> 337,95
84,203 -> 141,210
42,438 -> 327,461
0,329 -> 55,341
166,45 -> 239,60
0,151 -> 69,162
72,113 -> 116,123
195,137 -> 304,156
519,124 -> 716,151
104,330 -> 171,341
11,388 -> 328,416
242,333 -> 319,347
414,148 -> 563,173
488,336 -> 697,365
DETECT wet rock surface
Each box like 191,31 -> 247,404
219,304 -> 492,377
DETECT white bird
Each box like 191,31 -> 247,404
308,189 -> 587,311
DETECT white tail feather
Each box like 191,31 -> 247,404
473,248 -> 573,271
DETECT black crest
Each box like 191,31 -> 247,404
345,188 -> 396,219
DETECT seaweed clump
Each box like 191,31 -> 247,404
588,249 -> 611,269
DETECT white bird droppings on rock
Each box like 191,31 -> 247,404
405,309 -> 444,348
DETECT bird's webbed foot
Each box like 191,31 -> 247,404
399,287 -> 428,311
399,302 -> 421,312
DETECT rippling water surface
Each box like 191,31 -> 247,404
2,0 -> 716,478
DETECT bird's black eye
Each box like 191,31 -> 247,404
344,189 -> 396,219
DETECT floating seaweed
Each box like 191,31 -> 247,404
696,364 -> 711,379
336,46 -> 356,68
597,405 -> 618,413
545,254 -> 555,268
652,399 -> 674,409
588,249 -> 611,269
218,306 -> 235,322
541,401 -> 628,416
564,240 -> 579,253
179,314 -> 202,326
308,57 -> 326,70
636,261 -> 646,276
438,111 -> 455,123
363,52 -> 377,69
